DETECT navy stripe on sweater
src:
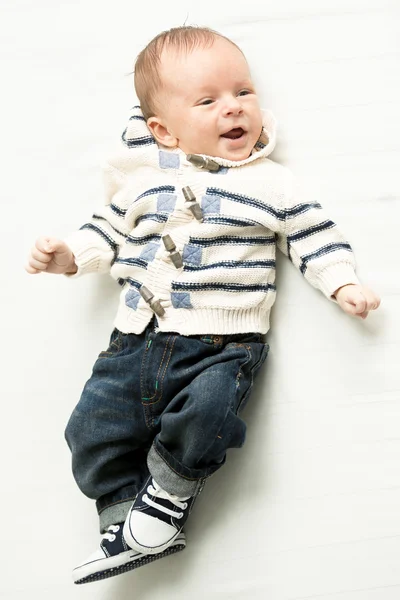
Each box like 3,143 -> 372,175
207,187 -> 322,221
92,215 -> 127,238
285,203 -> 322,218
184,260 -> 276,272
125,277 -> 143,290
79,224 -> 119,256
115,257 -> 148,269
204,216 -> 260,227
207,187 -> 284,219
171,282 -> 276,293
288,220 -> 335,243
189,235 -> 276,246
287,219 -> 336,260
136,186 -> 175,201
135,213 -> 169,225
121,129 -> 156,148
126,234 -> 162,245
116,276 -> 143,290
300,243 -> 353,274
109,204 -> 127,217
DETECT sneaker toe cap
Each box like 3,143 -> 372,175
130,512 -> 177,547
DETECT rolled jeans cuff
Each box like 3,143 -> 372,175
148,442 -> 213,497
98,498 -> 135,534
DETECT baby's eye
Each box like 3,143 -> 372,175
200,99 -> 214,106
238,90 -> 252,97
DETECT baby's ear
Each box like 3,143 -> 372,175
147,117 -> 178,148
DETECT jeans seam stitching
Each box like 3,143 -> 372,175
146,335 -> 177,427
144,335 -> 177,405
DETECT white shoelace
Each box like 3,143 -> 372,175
103,524 -> 120,542
143,479 -> 190,519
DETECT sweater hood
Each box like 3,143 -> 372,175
121,106 -> 277,168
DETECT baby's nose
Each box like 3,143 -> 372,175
222,97 -> 243,116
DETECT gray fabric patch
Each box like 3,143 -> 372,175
202,194 -> 221,214
125,288 -> 141,310
139,242 -> 159,262
157,193 -> 177,213
171,292 -> 192,309
159,151 -> 180,169
182,244 -> 202,265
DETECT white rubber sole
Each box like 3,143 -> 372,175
73,532 -> 186,584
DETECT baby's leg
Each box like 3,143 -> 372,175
123,331 -> 269,554
65,327 -> 152,531
65,325 -> 187,583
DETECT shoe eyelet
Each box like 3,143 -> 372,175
183,503 -> 188,509
178,512 -> 184,519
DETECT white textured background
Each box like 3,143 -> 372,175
1,0 -> 399,598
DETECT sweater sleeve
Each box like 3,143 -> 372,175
276,168 -> 361,298
64,163 -> 130,277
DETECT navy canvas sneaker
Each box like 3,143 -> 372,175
123,476 -> 195,555
73,522 -> 186,584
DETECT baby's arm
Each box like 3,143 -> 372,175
26,236 -> 77,275
276,169 -> 380,319
26,162 -> 129,278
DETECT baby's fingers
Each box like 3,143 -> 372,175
25,255 -> 51,273
353,296 -> 367,315
364,291 -> 381,311
35,236 -> 55,254
25,263 -> 42,274
31,246 -> 53,264
25,243 -> 53,274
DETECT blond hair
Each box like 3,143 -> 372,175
134,26 -> 243,120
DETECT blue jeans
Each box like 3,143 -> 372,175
65,320 -> 269,531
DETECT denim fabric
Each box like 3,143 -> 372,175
65,321 -> 269,531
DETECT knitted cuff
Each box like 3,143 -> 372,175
316,262 -> 361,300
63,231 -> 114,277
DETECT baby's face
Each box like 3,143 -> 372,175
152,37 -> 263,161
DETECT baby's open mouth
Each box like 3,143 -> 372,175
221,128 -> 245,140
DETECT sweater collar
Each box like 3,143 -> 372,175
122,106 -> 277,169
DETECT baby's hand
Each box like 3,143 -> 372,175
333,284 -> 381,320
25,236 -> 77,275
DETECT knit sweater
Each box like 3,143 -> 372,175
65,107 -> 360,335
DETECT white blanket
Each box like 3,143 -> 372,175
2,1 -> 399,598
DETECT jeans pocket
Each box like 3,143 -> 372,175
98,328 -> 123,358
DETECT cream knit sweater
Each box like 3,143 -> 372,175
65,108 -> 360,335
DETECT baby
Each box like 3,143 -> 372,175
26,26 -> 380,584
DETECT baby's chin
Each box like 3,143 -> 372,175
216,145 -> 253,162
216,133 -> 256,161
217,148 -> 253,161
